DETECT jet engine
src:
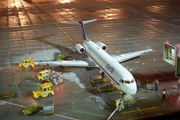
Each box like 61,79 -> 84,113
75,44 -> 85,54
96,42 -> 107,51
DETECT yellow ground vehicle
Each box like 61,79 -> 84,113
89,76 -> 107,84
0,93 -> 14,99
33,82 -> 54,99
38,69 -> 63,85
53,54 -> 64,61
94,83 -> 114,92
38,69 -> 55,81
19,57 -> 35,68
22,105 -> 38,115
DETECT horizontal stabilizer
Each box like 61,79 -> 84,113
61,19 -> 97,41
81,19 -> 97,24
61,19 -> 97,25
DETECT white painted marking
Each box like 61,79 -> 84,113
61,72 -> 85,88
0,101 -> 6,105
139,97 -> 148,99
11,49 -> 61,63
84,95 -> 109,110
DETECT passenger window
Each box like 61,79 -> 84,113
43,88 -> 47,91
125,81 -> 130,84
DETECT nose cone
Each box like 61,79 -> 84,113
130,85 -> 137,95
122,84 -> 137,95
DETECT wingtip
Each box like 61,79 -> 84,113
148,48 -> 153,52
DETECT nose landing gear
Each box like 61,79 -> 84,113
107,90 -> 126,120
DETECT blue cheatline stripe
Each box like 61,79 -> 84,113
85,51 -> 120,85
79,21 -> 87,40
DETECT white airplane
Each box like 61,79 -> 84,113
35,19 -> 152,95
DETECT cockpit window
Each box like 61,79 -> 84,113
119,79 -> 133,84
119,79 -> 124,83
125,81 -> 130,84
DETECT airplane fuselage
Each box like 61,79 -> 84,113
34,19 -> 151,95
83,40 -> 137,95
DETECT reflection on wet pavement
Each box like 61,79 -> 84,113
0,0 -> 180,119
0,0 -> 140,28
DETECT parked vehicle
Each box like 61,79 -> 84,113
38,69 -> 63,85
22,105 -> 38,115
43,99 -> 54,115
33,82 -> 54,99
19,57 -> 35,68
94,83 -> 113,92
0,93 -> 14,99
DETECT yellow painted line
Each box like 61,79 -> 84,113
122,109 -> 140,114
108,92 -> 134,105
127,113 -> 164,120
52,20 -> 77,45
107,91 -> 120,94
140,106 -> 158,111
109,84 -> 134,104
114,84 -> 121,90
124,95 -> 134,104
35,5 -> 77,45
122,106 -> 159,114
137,107 -> 144,115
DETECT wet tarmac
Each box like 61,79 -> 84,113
1,0 -> 180,120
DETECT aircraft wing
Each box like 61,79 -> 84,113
113,49 -> 152,63
34,60 -> 97,67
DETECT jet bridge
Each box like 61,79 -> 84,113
175,55 -> 180,78
163,41 -> 180,78
163,41 -> 180,66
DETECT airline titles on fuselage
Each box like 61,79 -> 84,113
106,64 -> 115,74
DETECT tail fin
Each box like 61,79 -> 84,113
61,19 -> 97,41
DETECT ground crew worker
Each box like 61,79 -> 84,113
162,89 -> 166,101
101,72 -> 105,79
136,79 -> 141,92
155,79 -> 159,91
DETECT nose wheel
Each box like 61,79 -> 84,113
107,90 -> 126,120
116,90 -> 126,111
